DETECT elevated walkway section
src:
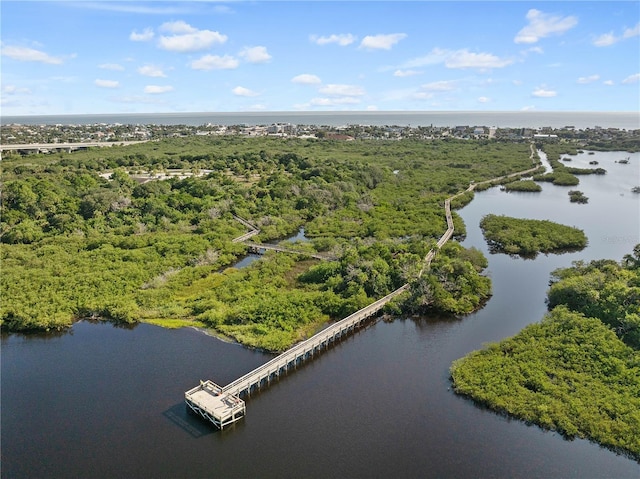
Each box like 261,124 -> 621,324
185,381 -> 245,430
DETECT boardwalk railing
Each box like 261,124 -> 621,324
231,230 -> 260,243
244,242 -> 335,261
222,284 -> 409,397
185,380 -> 246,430
231,215 -> 260,243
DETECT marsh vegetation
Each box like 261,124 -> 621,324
451,247 -> 640,460
1,136 -> 533,349
479,214 -> 588,257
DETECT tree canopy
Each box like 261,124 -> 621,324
480,214 -> 588,257
1,135 -> 533,346
451,246 -> 640,461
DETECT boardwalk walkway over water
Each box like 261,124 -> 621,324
186,145 -> 541,429
221,285 -> 409,398
244,242 -> 336,261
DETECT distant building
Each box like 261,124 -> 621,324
267,123 -> 296,135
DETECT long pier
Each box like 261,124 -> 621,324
186,145 -> 542,429
222,285 -> 408,398
185,285 -> 407,428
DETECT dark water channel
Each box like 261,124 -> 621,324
2,151 -> 639,478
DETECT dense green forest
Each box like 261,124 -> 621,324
480,214 -> 588,257
401,242 -> 492,315
451,247 -> 640,461
1,136 -> 534,348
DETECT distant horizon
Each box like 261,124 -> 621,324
3,109 -> 639,119
2,2 -> 638,115
3,110 -> 638,130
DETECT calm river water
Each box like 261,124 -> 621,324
2,150 -> 639,478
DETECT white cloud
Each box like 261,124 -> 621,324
401,48 -> 449,68
190,54 -> 239,70
514,9 -> 578,44
603,80 -> 614,86
232,86 -> 259,97
291,74 -> 321,85
413,92 -> 434,100
393,69 -> 420,77
512,79 -> 524,86
445,49 -> 513,69
310,34 -> 356,46
478,96 -> 490,103
593,22 -> 640,47
399,47 -> 511,70
360,33 -> 407,50
310,97 -> 361,106
2,84 -> 31,95
593,32 -> 617,47
160,20 -> 196,34
239,46 -> 272,63
420,80 -> 456,92
577,74 -> 600,84
144,85 -> 174,94
622,73 -> 640,84
98,63 -> 125,71
130,28 -> 154,42
158,22 -> 227,52
623,23 -> 640,38
138,65 -> 166,77
95,79 -> 120,88
318,84 -> 365,97
521,105 -> 536,111
532,87 -> 557,97
366,105 -> 378,111
1,45 -> 63,64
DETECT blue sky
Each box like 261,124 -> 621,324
1,1 -> 639,115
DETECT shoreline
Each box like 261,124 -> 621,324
3,110 -> 639,130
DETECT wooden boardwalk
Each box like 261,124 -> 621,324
221,285 -> 408,398
186,145 -> 542,428
244,242 -> 336,261
231,215 -> 260,243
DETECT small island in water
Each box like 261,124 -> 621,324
451,246 -> 640,461
503,179 -> 543,192
479,214 -> 588,257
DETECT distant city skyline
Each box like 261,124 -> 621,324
1,1 -> 639,115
